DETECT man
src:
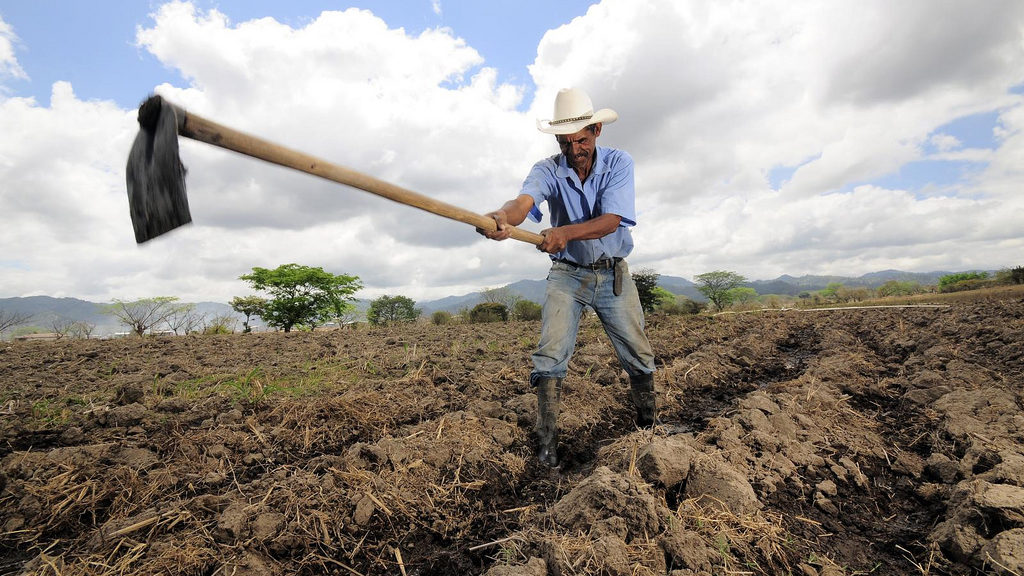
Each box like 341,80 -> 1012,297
479,87 -> 657,468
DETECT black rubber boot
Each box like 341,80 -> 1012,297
533,376 -> 562,467
629,373 -> 657,428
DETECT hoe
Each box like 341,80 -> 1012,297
125,95 -> 544,246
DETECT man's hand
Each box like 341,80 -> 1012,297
477,210 -> 512,241
538,227 -> 569,253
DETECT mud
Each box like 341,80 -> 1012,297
1,293 -> 1022,575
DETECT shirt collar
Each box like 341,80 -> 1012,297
555,146 -> 609,179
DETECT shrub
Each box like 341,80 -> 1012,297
512,300 -> 542,321
996,266 -> 1024,285
469,302 -> 508,323
658,296 -> 703,315
938,271 -> 990,293
431,310 -> 453,325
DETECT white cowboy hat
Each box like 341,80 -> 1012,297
536,88 -> 618,134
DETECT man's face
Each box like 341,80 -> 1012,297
556,123 -> 601,174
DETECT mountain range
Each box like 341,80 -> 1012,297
0,269 -> 959,337
417,269 -> 954,314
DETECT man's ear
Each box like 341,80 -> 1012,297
593,123 -> 603,137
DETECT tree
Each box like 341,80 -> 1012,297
240,264 -> 361,332
231,295 -> 267,333
0,310 -> 33,336
728,286 -> 759,307
481,286 -> 520,311
367,295 -> 420,326
632,267 -> 660,314
50,316 -> 77,339
818,282 -> 843,302
938,271 -> 988,293
68,322 -> 96,340
651,286 -> 676,310
1012,266 -> 1024,285
203,314 -> 238,334
877,280 -> 923,297
104,297 -> 181,337
164,303 -> 203,335
695,271 -> 747,312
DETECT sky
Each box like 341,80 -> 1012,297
1,0 -> 1022,305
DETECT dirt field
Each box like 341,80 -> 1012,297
1,289 -> 1022,575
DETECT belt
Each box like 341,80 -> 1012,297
554,257 -> 621,270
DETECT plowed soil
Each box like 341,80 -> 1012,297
1,290 -> 1023,576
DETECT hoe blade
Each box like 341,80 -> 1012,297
125,95 -> 191,243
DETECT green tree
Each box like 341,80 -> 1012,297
820,282 -> 844,302
1011,266 -> 1024,285
231,295 -> 267,333
695,271 -> 747,312
367,295 -> 420,326
728,286 -> 759,307
877,280 -> 922,298
653,288 -> 701,315
240,264 -> 361,332
104,297 -> 181,337
938,271 -> 989,293
632,267 -> 660,314
650,286 -> 676,310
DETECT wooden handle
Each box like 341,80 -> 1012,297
168,103 -> 544,246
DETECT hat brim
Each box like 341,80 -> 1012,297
536,108 -> 618,134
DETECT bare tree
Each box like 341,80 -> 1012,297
480,286 -> 520,311
50,316 -> 77,339
204,314 -> 238,334
0,309 -> 33,335
164,303 -> 204,335
68,322 -> 96,340
104,297 -> 180,337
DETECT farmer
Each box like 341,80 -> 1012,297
479,87 -> 657,468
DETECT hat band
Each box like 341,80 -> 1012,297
549,113 -> 593,126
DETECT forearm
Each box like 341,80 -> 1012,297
493,195 -> 533,226
538,213 -> 622,254
556,214 -> 622,242
479,194 -> 535,241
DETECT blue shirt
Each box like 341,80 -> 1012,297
520,146 -> 637,265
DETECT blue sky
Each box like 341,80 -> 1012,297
0,1 -> 1022,304
0,0 -> 595,108
769,110 -> 1002,193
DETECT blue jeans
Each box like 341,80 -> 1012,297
532,260 -> 656,380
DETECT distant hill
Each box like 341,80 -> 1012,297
0,270 -> 984,333
748,270 -> 955,296
0,296 -> 241,338
417,270 -> 965,310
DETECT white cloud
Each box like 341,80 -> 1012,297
0,16 -> 27,81
930,133 -> 962,153
529,0 -> 1024,280
2,0 -> 1024,308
